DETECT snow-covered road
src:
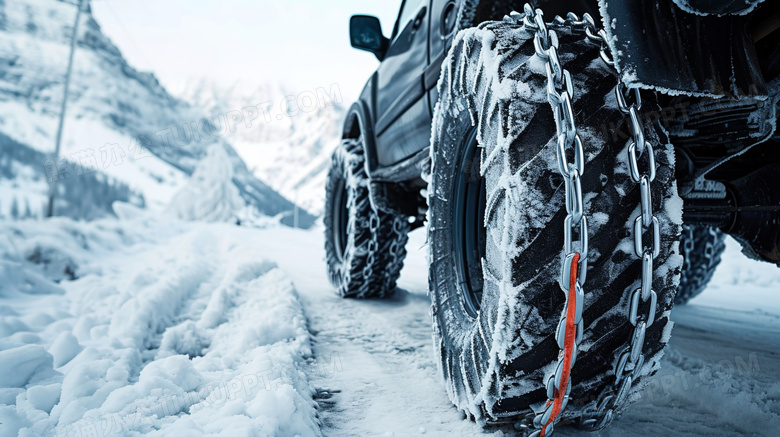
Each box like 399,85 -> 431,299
259,226 -> 780,437
254,226 -> 487,437
1,214 -> 778,436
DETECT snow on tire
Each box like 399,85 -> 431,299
675,225 -> 726,305
324,138 -> 410,298
427,21 -> 683,423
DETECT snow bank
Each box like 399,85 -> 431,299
691,237 -> 780,315
0,215 -> 320,436
0,345 -> 56,389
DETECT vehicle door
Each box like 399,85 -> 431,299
374,0 -> 432,166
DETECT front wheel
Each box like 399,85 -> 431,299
324,138 -> 410,298
427,20 -> 683,424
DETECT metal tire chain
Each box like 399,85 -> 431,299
516,4 -> 591,436
682,226 -> 696,271
342,139 -> 407,298
512,4 -> 659,435
377,215 -> 410,293
680,226 -> 697,293
693,227 -> 723,290
576,79 -> 661,432
339,139 -> 380,299
678,226 -> 725,301
356,140 -> 380,298
360,208 -> 381,297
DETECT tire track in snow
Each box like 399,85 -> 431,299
106,230 -> 219,359
261,227 -> 497,437
1,219 -> 321,436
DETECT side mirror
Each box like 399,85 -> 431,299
350,15 -> 389,61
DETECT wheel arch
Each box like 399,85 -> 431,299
342,101 -> 379,174
458,0 -> 600,28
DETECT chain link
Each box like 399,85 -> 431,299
679,226 -> 724,296
519,5 -> 594,436
578,64 -> 660,433
515,4 -> 660,434
384,215 -> 408,288
361,213 -> 380,282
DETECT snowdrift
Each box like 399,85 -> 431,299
0,215 -> 320,436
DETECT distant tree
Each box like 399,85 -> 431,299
10,197 -> 19,219
23,199 -> 31,219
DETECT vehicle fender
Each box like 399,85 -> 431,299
456,0 -> 599,29
342,101 -> 380,175
672,0 -> 765,15
600,0 -> 767,97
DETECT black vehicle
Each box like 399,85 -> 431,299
324,0 -> 779,434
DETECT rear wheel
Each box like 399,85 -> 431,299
427,20 -> 683,423
324,138 -> 410,298
675,225 -> 726,305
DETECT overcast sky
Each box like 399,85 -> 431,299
91,1 -> 401,103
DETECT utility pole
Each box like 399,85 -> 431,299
293,189 -> 299,229
47,0 -> 85,217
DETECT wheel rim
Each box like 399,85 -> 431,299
453,128 -> 487,318
332,177 -> 349,262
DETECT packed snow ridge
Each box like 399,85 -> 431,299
0,207 -> 320,436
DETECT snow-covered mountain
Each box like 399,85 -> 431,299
0,0 -> 314,226
174,78 -> 346,215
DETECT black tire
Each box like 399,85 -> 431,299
675,225 -> 726,305
427,21 -> 683,423
324,138 -> 410,298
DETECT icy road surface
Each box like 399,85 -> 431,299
1,215 -> 777,436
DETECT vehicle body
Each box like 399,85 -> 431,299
345,0 -> 779,251
326,0 -> 779,433
344,0 -> 597,185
